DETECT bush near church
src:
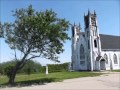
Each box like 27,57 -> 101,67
47,63 -> 69,73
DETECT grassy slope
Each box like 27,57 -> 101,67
0,72 -> 103,86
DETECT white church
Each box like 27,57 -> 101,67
71,11 -> 120,71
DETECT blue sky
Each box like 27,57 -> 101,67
0,0 -> 120,65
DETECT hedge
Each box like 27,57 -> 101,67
47,63 -> 69,73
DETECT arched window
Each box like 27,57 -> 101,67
80,44 -> 85,59
94,39 -> 97,48
113,54 -> 118,64
104,54 -> 108,64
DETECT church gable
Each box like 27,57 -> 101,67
77,32 -> 86,51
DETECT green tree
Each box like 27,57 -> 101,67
1,5 -> 70,85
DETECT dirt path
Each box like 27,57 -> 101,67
1,72 -> 120,90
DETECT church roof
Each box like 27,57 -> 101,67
100,34 -> 120,50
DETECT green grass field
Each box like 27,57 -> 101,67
0,71 -> 103,86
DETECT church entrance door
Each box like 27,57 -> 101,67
100,59 -> 106,70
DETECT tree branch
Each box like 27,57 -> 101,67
27,54 -> 41,60
15,47 -> 31,68
14,49 -> 17,61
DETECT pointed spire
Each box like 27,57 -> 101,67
74,22 -> 75,26
94,10 -> 96,15
79,22 -> 82,31
88,9 -> 90,15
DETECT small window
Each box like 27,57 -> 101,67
113,54 -> 118,64
94,39 -> 97,48
93,31 -> 94,36
104,54 -> 108,64
72,27 -> 74,37
80,44 -> 85,59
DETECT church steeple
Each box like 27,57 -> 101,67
74,22 -> 75,26
88,9 -> 90,16
84,11 -> 89,29
84,10 -> 98,29
84,10 -> 101,71
79,22 -> 82,31
94,10 -> 96,15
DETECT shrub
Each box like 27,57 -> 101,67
47,63 -> 69,73
4,65 -> 14,78
39,66 -> 46,73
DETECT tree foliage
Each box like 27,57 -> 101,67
1,5 -> 70,85
3,5 -> 70,61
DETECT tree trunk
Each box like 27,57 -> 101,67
7,48 -> 31,85
8,62 -> 25,86
8,70 -> 17,86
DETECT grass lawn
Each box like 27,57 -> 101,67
0,71 -> 103,87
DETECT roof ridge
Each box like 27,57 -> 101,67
100,34 -> 120,37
